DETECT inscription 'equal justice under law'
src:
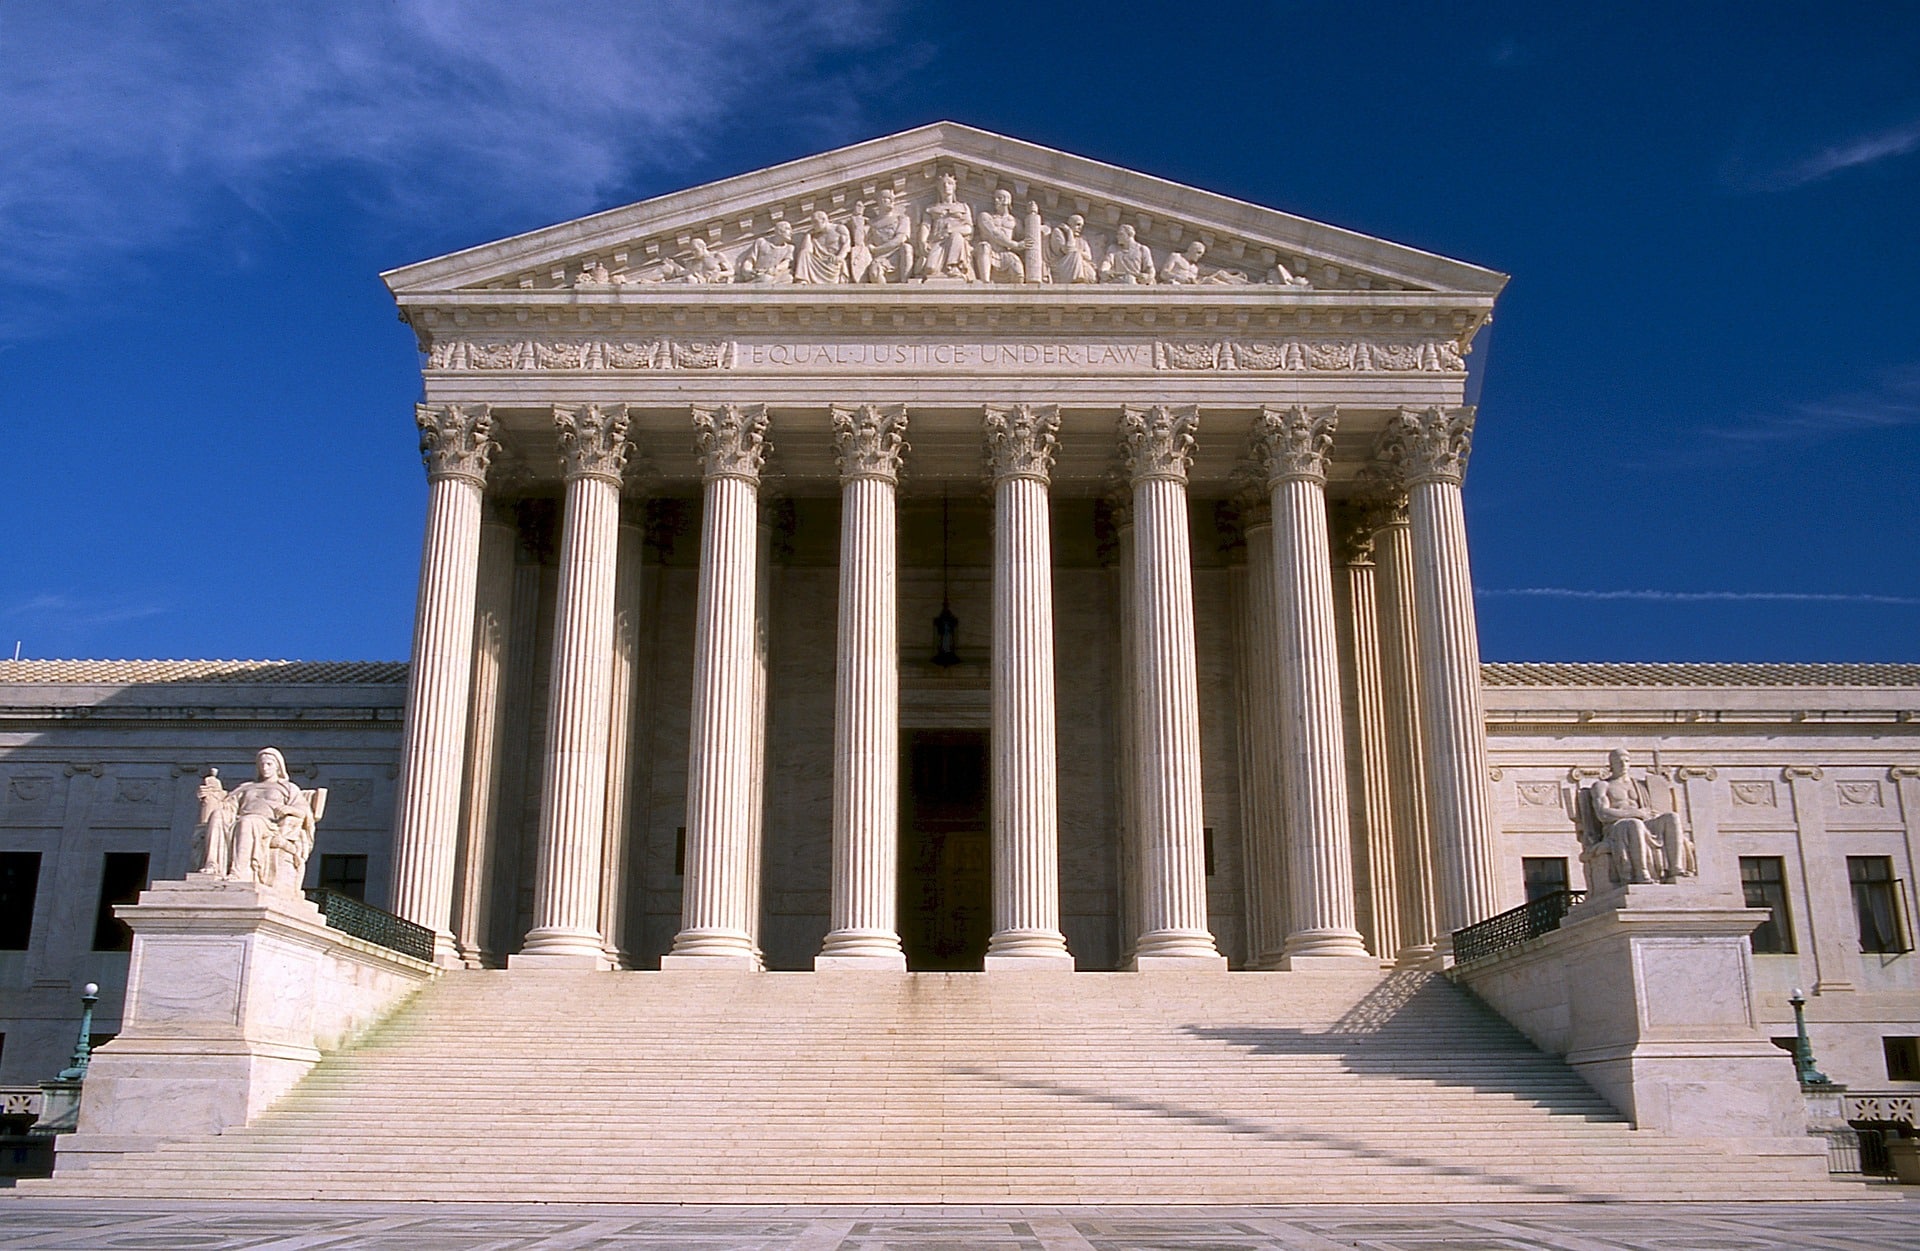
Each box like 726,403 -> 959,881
741,341 -> 1154,368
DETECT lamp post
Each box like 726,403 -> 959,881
55,982 -> 99,1082
1788,986 -> 1832,1087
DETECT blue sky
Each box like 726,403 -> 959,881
2,1 -> 1916,663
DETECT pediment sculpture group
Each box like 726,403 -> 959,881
192,747 -> 326,896
1565,748 -> 1699,894
574,173 -> 1314,290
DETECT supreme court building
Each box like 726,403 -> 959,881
3,125 -> 1917,1132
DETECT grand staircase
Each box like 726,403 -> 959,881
29,968 -> 1854,1202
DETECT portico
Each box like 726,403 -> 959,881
377,123 -> 1509,973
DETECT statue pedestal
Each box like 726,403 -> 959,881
1455,882 -> 1824,1173
56,876 -> 435,1171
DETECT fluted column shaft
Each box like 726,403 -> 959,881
986,405 -> 1072,968
597,507 -> 647,968
818,405 -> 908,967
517,405 -> 629,967
450,507 -> 516,967
1238,510 -> 1291,967
1108,501 -> 1143,962
390,403 -> 493,966
1389,406 -> 1501,948
668,404 -> 769,967
1373,504 -> 1439,963
1120,406 -> 1224,967
1258,406 -> 1372,966
1338,519 -> 1399,960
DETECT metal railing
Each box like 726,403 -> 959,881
1452,890 -> 1586,965
305,888 -> 436,963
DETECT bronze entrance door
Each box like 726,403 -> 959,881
899,729 -> 990,970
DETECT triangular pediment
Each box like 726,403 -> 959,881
382,123 -> 1506,299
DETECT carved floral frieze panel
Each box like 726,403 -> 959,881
426,334 -> 1466,375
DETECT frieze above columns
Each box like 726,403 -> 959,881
1119,405 -> 1198,485
692,403 -> 770,483
417,403 -> 495,484
553,404 -> 632,484
831,404 -> 909,482
984,404 -> 1061,484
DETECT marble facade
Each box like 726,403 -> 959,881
0,126 -> 1916,1126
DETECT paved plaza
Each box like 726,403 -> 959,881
0,1198 -> 1916,1250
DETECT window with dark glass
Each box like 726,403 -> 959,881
0,851 -> 42,950
1850,856 -> 1910,955
1885,1036 -> 1920,1082
1522,857 -> 1570,902
91,852 -> 150,951
316,854 -> 368,902
1739,857 -> 1795,954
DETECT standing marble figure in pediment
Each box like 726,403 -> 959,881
976,189 -> 1027,283
919,172 -> 975,279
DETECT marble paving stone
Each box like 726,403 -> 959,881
2,1202 -> 1919,1251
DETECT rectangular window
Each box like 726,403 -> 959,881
1522,857 -> 1570,902
91,852 -> 150,952
0,851 -> 42,950
1850,856 -> 1910,954
316,854 -> 368,901
1740,857 -> 1795,954
1885,1036 -> 1920,1082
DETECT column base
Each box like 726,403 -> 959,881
1394,943 -> 1440,970
817,928 -> 905,964
1280,929 -> 1376,968
513,927 -> 614,968
1131,927 -> 1222,962
665,926 -> 759,966
431,930 -> 464,969
986,927 -> 1073,963
814,953 -> 908,971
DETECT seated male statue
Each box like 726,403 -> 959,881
1573,748 -> 1696,892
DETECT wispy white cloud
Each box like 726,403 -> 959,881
2,593 -> 172,631
0,1 -> 899,328
1739,116 -> 1920,191
1708,365 -> 1920,443
1479,587 -> 1920,607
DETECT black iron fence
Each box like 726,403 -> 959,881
305,888 -> 436,963
1452,890 -> 1586,965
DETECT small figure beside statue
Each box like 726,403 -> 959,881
192,746 -> 326,895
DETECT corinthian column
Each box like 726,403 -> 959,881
1232,489 -> 1290,967
1367,489 -> 1439,964
666,404 -> 769,968
1255,406 -> 1373,967
1379,406 -> 1500,950
390,403 -> 493,966
985,404 -> 1073,969
1333,503 -> 1399,961
1120,405 -> 1225,968
597,500 -> 648,968
515,405 -> 629,967
449,502 -> 517,968
817,404 -> 909,969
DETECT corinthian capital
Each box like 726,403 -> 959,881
416,403 -> 494,483
1328,501 -> 1377,567
831,404 -> 909,482
984,404 -> 1060,483
1379,405 -> 1475,486
1253,404 -> 1337,486
554,404 -> 631,483
692,403 -> 769,482
1119,404 -> 1198,484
